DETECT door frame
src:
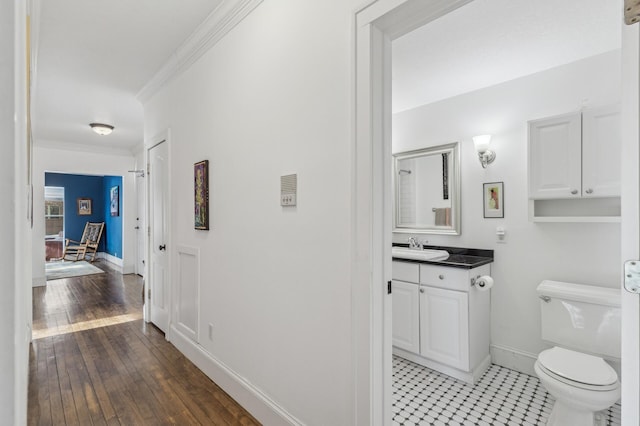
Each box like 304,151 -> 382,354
620,19 -> 640,423
353,1 -> 639,424
144,129 -> 173,338
135,171 -> 145,277
353,1 -> 471,424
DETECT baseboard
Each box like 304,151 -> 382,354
169,326 -> 303,426
393,347 -> 491,384
490,344 -> 537,376
32,276 -> 46,287
95,253 -> 134,274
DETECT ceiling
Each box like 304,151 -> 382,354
392,0 -> 622,113
32,0 -> 223,153
32,0 -> 622,153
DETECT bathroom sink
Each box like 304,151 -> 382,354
392,247 -> 449,261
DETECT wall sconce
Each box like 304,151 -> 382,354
90,122 -> 114,136
473,134 -> 496,168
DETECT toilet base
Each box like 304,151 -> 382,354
546,402 -> 608,426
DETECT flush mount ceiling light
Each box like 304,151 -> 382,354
89,122 -> 114,136
473,134 -> 496,168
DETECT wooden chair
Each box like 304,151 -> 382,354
61,222 -> 105,263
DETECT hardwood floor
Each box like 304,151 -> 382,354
29,261 -> 260,426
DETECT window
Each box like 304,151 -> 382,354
44,186 -> 64,239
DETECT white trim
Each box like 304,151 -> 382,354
394,348 -> 492,384
490,344 -> 538,377
620,19 -> 640,424
175,245 -> 200,343
136,0 -> 263,104
97,253 -> 135,274
32,276 -> 46,287
170,327 -> 303,426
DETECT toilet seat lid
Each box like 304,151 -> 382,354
538,347 -> 618,386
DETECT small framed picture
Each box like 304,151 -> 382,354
77,198 -> 92,215
110,185 -> 119,217
483,182 -> 504,218
194,160 -> 209,230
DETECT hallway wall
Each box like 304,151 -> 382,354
142,0 -> 359,423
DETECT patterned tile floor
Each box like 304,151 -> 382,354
392,355 -> 622,426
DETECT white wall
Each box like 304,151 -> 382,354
32,145 -> 137,285
143,0 -> 357,424
393,50 -> 622,373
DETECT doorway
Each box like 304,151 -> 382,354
353,0 -> 638,424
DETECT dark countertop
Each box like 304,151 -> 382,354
392,244 -> 493,269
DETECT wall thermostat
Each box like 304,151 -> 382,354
281,174 -> 297,206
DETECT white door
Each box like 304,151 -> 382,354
528,112 -> 582,199
148,140 -> 170,333
620,18 -> 640,424
392,280 -> 420,353
419,286 -> 468,371
135,172 -> 145,277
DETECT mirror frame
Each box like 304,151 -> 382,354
393,142 -> 461,235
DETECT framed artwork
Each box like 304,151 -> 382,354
194,160 -> 209,230
77,198 -> 92,215
483,182 -> 504,218
110,185 -> 119,217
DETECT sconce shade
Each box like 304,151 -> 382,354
473,134 -> 496,168
473,134 -> 492,153
90,122 -> 114,136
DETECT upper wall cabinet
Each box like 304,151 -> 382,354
528,105 -> 620,199
528,105 -> 621,222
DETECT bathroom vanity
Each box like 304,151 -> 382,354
392,245 -> 493,384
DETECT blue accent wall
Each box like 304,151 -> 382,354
103,176 -> 123,259
45,172 -> 123,258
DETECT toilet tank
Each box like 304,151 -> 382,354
537,280 -> 621,360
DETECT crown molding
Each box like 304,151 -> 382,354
136,0 -> 263,104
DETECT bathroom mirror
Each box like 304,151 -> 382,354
393,142 -> 461,235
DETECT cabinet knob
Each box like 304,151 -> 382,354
570,189 -> 578,195
419,288 -> 425,293
585,188 -> 593,194
438,275 -> 444,280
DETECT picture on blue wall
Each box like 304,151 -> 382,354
110,185 -> 119,217
77,198 -> 92,215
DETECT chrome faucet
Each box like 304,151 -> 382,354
408,237 -> 423,250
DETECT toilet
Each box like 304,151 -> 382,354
534,280 -> 621,426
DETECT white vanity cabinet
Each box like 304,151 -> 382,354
392,261 -> 420,353
392,260 -> 492,383
419,284 -> 469,370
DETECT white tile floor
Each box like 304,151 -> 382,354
392,356 -> 622,426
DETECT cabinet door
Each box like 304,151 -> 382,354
420,286 -> 469,370
392,280 -> 420,353
528,112 -> 582,199
582,105 -> 621,198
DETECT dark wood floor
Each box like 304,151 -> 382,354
29,261 -> 260,426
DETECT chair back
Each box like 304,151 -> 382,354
83,222 -> 104,246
